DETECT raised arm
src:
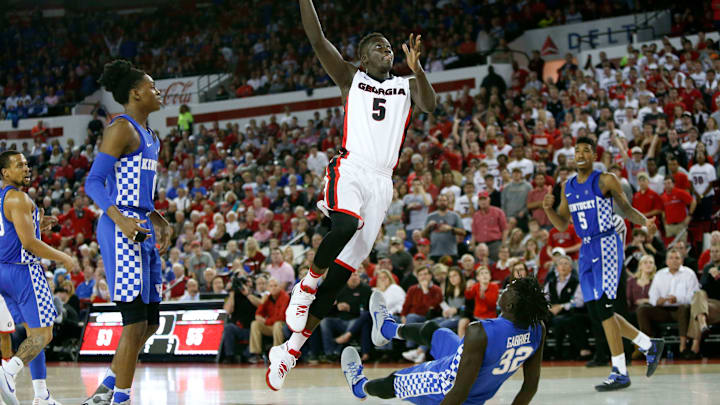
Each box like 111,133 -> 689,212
439,322 -> 487,405
542,180 -> 572,231
406,34 -> 437,113
299,0 -> 357,90
599,172 -> 655,230
511,323 -> 546,405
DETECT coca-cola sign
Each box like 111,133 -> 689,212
159,81 -> 195,105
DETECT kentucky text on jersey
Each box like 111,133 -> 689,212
141,158 -> 157,172
568,200 -> 596,213
357,82 -> 406,95
506,332 -> 532,348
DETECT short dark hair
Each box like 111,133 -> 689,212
576,136 -> 596,150
358,32 -> 386,61
0,150 -> 21,177
98,59 -> 146,105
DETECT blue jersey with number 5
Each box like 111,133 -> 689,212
564,170 -> 615,240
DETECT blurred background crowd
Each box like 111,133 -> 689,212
1,0 -> 719,367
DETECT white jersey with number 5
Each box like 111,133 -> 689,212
343,70 -> 412,171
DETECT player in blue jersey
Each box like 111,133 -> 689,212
342,277 -> 550,405
0,151 -> 78,405
83,60 -> 172,405
542,136 -> 664,391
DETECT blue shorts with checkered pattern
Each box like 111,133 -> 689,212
97,208 -> 162,305
393,328 -> 464,405
578,232 -> 623,303
0,262 -> 57,328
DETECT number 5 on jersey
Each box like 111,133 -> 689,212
577,211 -> 588,230
372,98 -> 386,121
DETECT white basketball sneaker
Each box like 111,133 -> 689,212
32,392 -> 63,405
369,291 -> 392,347
81,384 -> 112,405
341,347 -> 368,400
266,342 -> 298,391
0,366 -> 18,405
285,282 -> 316,333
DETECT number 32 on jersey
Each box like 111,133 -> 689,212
491,346 -> 534,375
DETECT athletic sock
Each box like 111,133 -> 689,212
112,387 -> 131,404
381,320 -> 401,341
102,367 -> 117,390
300,266 -> 323,291
32,379 -> 48,399
28,351 -> 46,380
4,356 -> 23,376
353,377 -> 368,398
633,332 -> 652,352
611,354 -> 627,375
287,329 -> 311,353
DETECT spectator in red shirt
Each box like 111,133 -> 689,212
526,172 -> 552,228
490,245 -> 512,282
69,148 -> 89,172
399,266 -> 443,361
471,191 -> 507,261
168,263 -> 190,300
400,266 -> 443,324
465,266 -> 500,320
660,176 -> 696,245
57,198 -> 96,240
632,172 -> 664,227
31,120 -> 49,143
698,231 -> 720,271
248,278 -> 290,360
547,223 -> 582,260
667,156 -> 691,190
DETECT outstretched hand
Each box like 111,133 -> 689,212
403,33 -> 423,74
38,208 -> 58,232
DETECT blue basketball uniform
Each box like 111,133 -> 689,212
565,170 -> 624,302
95,114 -> 161,304
393,317 -> 543,405
0,185 -> 57,328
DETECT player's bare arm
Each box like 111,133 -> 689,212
511,323 -> 546,405
99,121 -> 151,240
406,34 -> 437,113
542,181 -> 571,231
5,191 -> 76,272
440,322 -> 487,405
299,0 -> 357,93
599,172 -> 655,231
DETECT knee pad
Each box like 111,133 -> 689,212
588,296 -> 614,322
309,262 -> 352,320
420,320 -> 440,343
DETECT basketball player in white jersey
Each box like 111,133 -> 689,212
265,0 -> 437,390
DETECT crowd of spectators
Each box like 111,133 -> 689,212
2,3 -> 720,365
1,1 -> 703,120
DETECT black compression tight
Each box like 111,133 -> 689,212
313,211 -> 359,270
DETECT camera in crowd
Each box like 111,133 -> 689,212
231,272 -> 253,295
